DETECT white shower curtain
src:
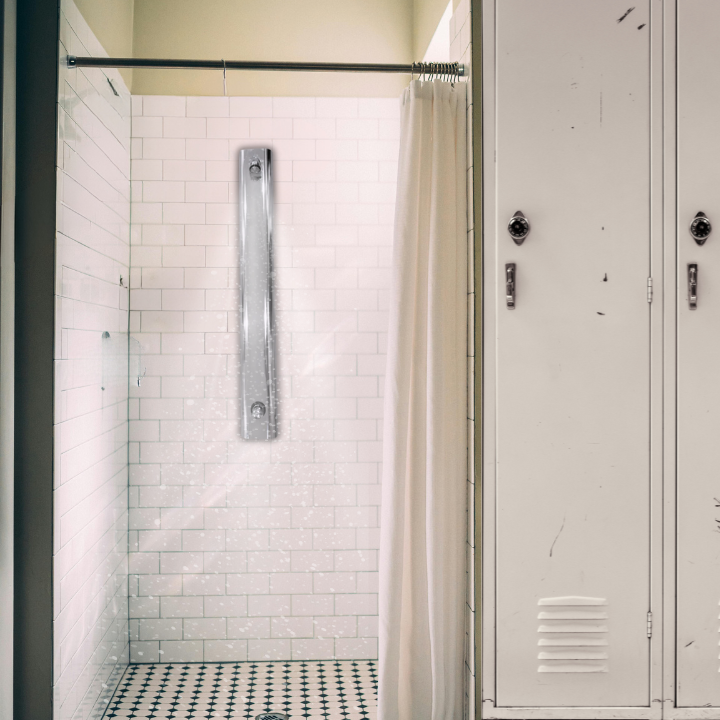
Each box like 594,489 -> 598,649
378,80 -> 468,720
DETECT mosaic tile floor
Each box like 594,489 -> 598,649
104,660 -> 378,719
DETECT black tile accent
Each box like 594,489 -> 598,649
104,660 -> 378,719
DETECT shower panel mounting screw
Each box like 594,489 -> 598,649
508,210 -> 530,245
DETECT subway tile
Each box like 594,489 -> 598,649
316,98 -> 358,118
293,161 -> 335,183
163,160 -> 205,181
163,116 -> 206,138
268,529 -> 313,550
314,572 -> 356,594
247,550 -> 291,573
227,617 -> 271,639
161,508 -> 204,530
205,639 -> 248,661
159,640 -> 204,662
186,139 -> 229,160
130,642 -> 159,663
273,97 -> 315,118
182,530 -> 225,552
292,639 -> 335,660
315,616 -> 357,638
269,573 -> 313,595
292,594 -> 333,616
247,639 -> 291,661
336,161 -> 378,182
161,551 -> 203,574
229,97 -> 273,117
225,529 -> 268,552
132,159 -> 163,180
144,96 -> 186,117
334,550 -> 377,571
183,574 -> 226,596
204,595 -> 247,617
358,98 -> 400,119
207,117 -> 250,138
139,619 -> 182,641
183,617 -> 227,640
290,551 -> 334,573
272,617 -> 314,639
143,138 -> 185,160
227,573 -> 270,595
130,596 -> 160,619
335,637 -> 377,659
187,96 -> 230,117
248,594 -> 291,617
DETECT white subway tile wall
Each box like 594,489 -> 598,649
450,2 -> 476,719
55,1 -> 131,719
128,94 -> 399,663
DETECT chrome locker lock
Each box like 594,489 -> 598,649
508,210 -> 530,245
690,211 -> 712,245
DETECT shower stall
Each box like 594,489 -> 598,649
12,0 -> 477,718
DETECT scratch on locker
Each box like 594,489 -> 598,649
549,515 -> 566,557
617,7 -> 635,23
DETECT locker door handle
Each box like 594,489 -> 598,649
506,263 -> 516,309
688,263 -> 698,310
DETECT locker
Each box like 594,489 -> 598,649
676,0 -> 720,711
479,1 -> 697,718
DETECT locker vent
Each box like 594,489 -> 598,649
537,596 -> 609,673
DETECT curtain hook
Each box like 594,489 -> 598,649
222,58 -> 227,96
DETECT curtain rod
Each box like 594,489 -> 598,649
66,55 -> 465,76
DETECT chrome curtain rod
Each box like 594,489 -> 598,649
66,55 -> 465,76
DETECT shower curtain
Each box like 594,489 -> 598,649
378,80 -> 468,720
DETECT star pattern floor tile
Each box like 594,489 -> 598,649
103,660 -> 378,719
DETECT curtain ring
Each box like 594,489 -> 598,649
222,58 -> 227,96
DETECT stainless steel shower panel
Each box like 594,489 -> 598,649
239,148 -> 277,440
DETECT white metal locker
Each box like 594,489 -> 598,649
676,0 -> 720,712
482,0 -> 663,716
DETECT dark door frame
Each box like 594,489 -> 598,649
14,0 -> 58,717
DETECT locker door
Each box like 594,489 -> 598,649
677,0 -> 720,709
492,0 -> 654,708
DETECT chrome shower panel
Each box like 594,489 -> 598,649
239,148 -> 277,440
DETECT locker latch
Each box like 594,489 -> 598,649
688,264 -> 698,310
647,278 -> 653,303
647,611 -> 653,638
505,263 -> 516,309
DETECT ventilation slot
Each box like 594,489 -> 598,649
537,596 -> 609,673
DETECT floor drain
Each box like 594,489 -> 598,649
255,714 -> 289,720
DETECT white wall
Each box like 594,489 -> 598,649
128,95 -> 398,663
55,1 -> 131,718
